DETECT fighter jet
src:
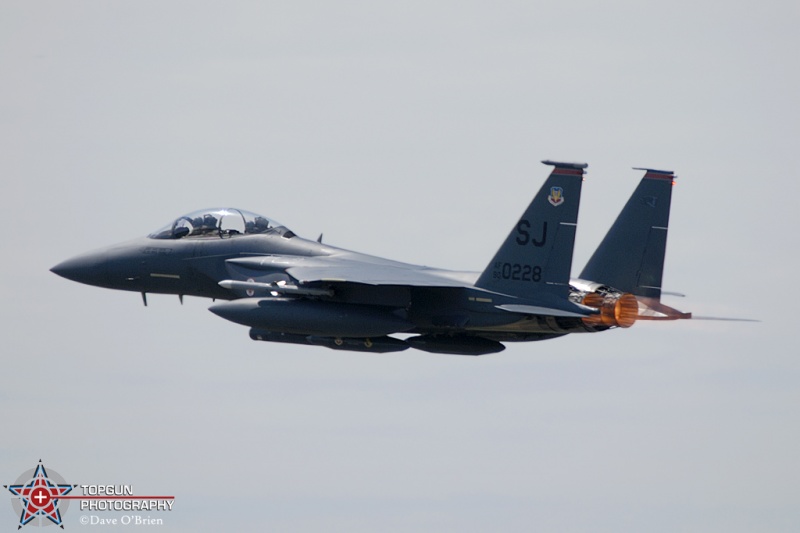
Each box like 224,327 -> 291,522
51,161 -> 692,355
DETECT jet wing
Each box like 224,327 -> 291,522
225,255 -> 595,318
286,264 -> 472,287
226,255 -> 476,288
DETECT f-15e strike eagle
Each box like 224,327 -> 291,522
52,161 -> 694,355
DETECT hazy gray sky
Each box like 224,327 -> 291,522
2,1 -> 798,531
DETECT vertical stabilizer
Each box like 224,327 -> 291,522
476,161 -> 586,301
579,168 -> 675,299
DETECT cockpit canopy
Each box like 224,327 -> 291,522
149,208 -> 294,240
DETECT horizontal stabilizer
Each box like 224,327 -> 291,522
496,303 -> 596,318
635,297 -> 692,320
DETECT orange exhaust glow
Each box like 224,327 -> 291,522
581,293 -> 638,328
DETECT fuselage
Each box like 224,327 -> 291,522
52,230 -> 604,341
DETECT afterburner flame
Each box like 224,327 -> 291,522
581,292 -> 638,328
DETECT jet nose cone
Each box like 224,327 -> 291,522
51,251 -> 108,286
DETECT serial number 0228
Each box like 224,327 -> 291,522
492,262 -> 542,282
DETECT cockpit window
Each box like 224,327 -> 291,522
148,208 -> 293,240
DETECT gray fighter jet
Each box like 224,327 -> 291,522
52,161 -> 692,355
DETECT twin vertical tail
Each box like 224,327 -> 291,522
579,168 -> 675,300
577,167 -> 690,323
476,161 -> 586,304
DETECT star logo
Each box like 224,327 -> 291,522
5,461 -> 75,529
